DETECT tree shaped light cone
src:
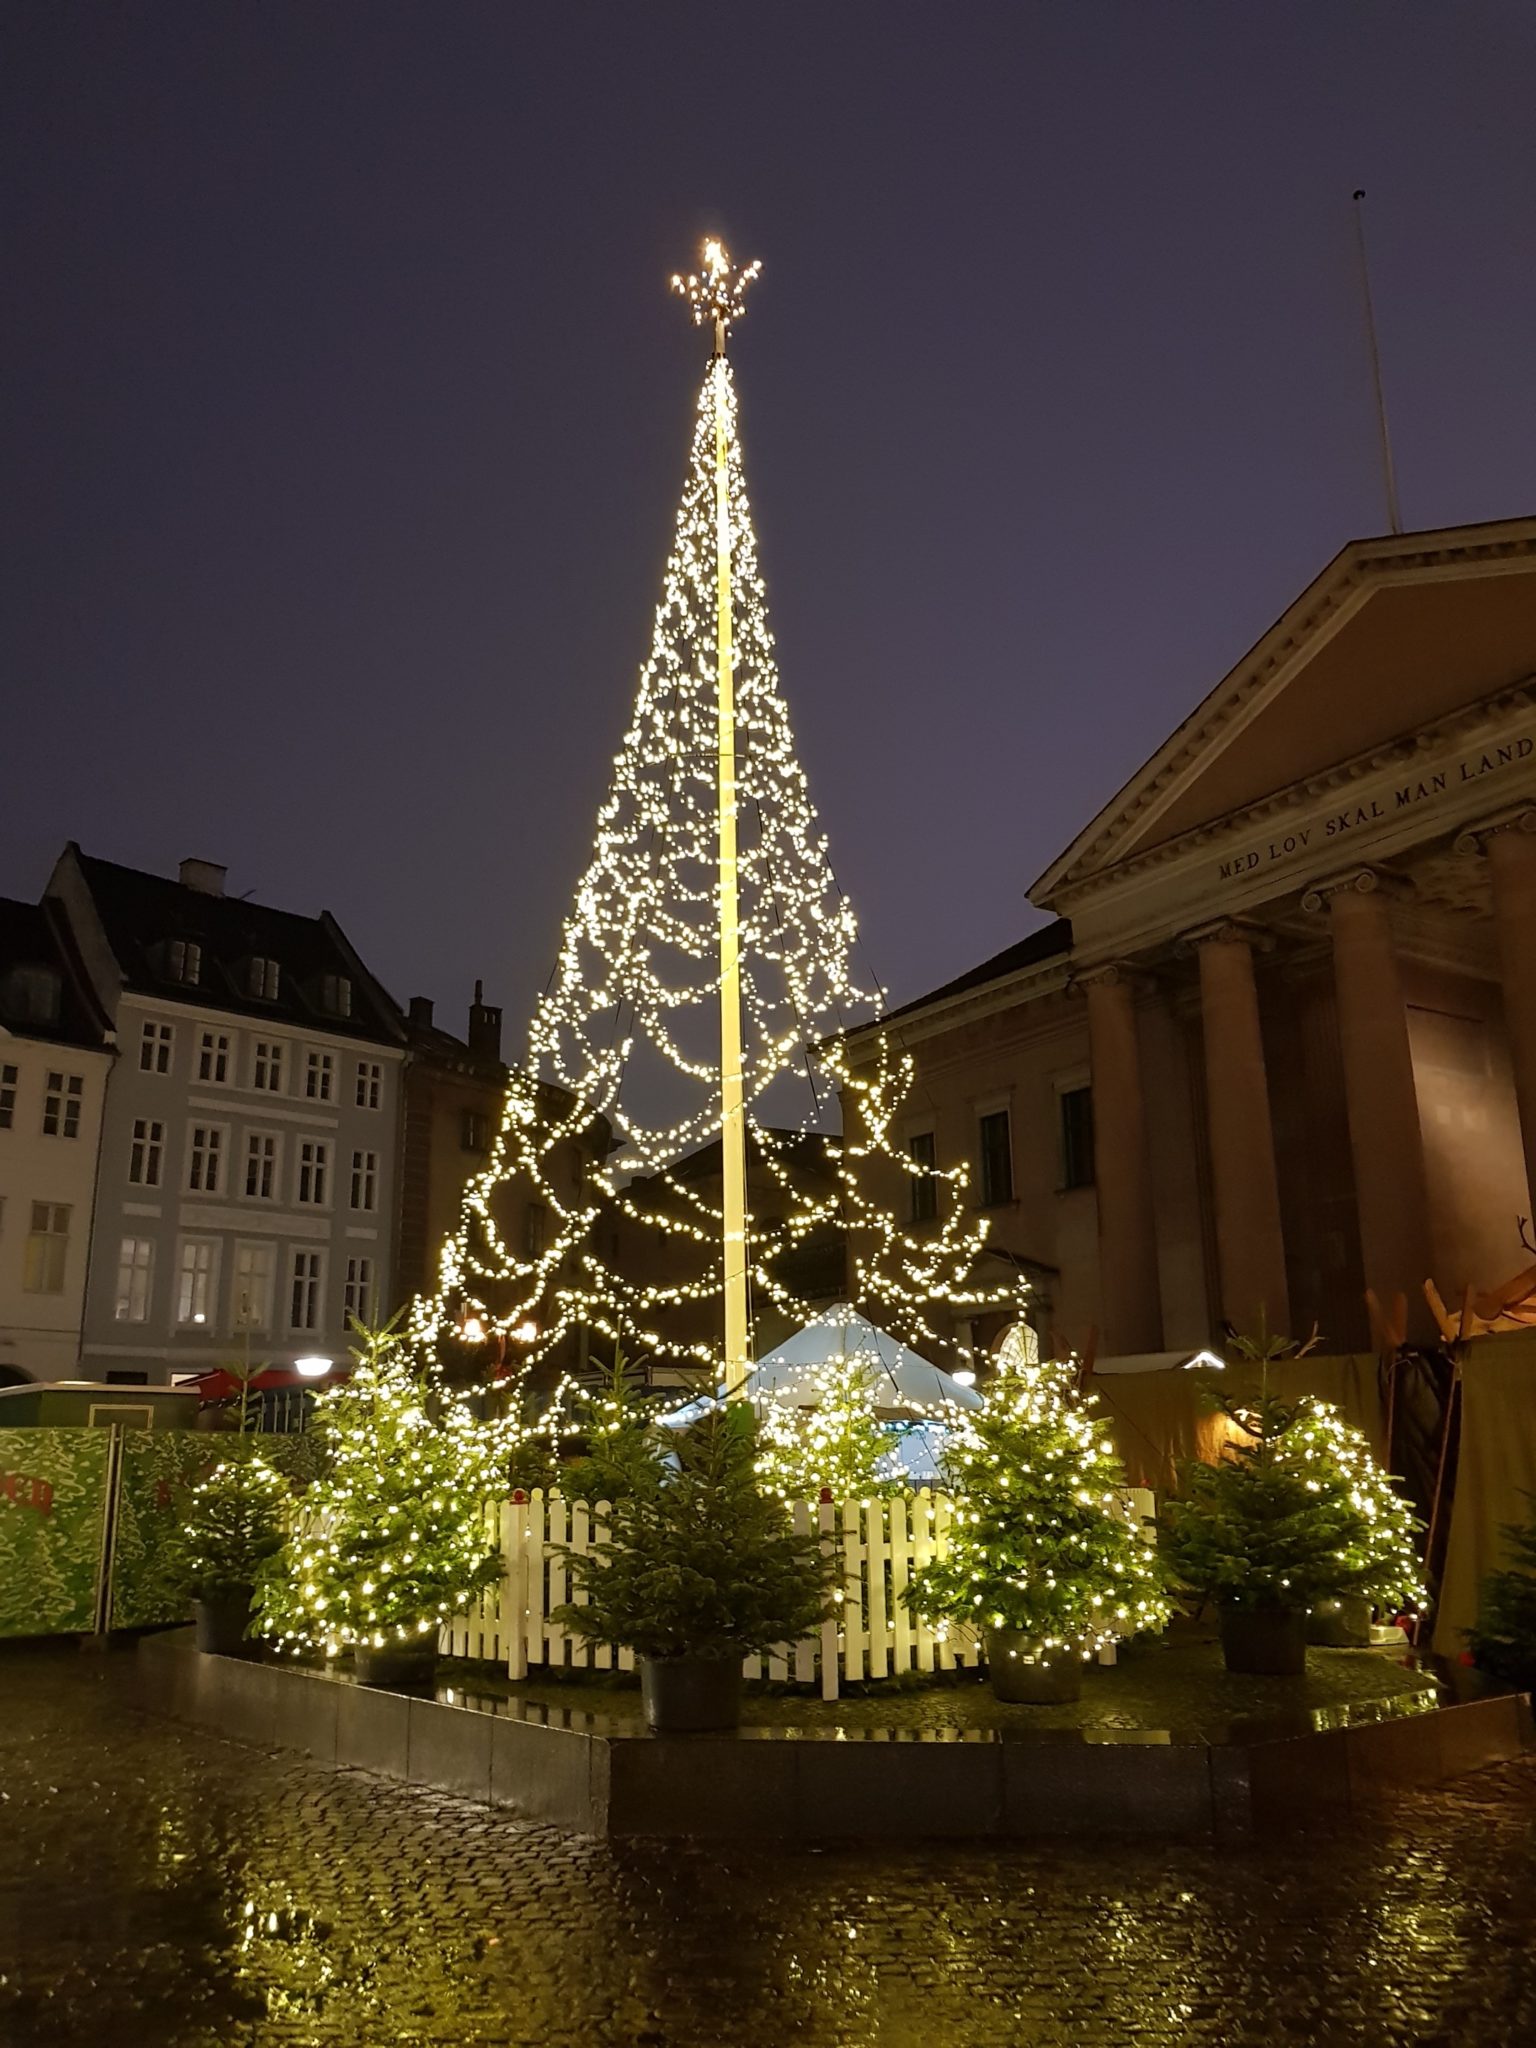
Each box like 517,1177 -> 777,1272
411,243 -> 1026,1391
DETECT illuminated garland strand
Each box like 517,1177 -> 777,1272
410,257 -> 1026,1385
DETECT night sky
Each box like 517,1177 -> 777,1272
5,5 -> 1533,1044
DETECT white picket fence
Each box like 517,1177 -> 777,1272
440,1487 -> 1154,1701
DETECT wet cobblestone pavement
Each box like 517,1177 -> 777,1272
3,1645 -> 1535,2048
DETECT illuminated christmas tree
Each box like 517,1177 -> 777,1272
255,1329 -> 503,1660
753,1356 -> 902,1502
906,1356 -> 1175,1678
410,241 -> 1023,1393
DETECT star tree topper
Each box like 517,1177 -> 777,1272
671,237 -> 762,356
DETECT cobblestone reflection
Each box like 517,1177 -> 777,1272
1,1646 -> 1533,2047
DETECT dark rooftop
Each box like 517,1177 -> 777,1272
879,917 -> 1074,1027
0,897 -> 114,1051
65,846 -> 407,1047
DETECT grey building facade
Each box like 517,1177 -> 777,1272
49,846 -> 410,1384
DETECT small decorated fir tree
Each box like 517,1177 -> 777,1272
1468,1496 -> 1536,1689
180,1454 -> 289,1605
1162,1391 -> 1425,1621
255,1329 -> 502,1659
753,1357 -> 901,1502
905,1357 -> 1174,1687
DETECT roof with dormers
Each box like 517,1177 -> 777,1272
1030,514 -> 1536,909
0,896 -> 114,1051
59,845 -> 408,1047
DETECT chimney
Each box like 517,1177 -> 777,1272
408,995 -> 434,1030
467,978 -> 502,1064
178,858 -> 227,896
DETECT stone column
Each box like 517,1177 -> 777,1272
1082,966 -> 1163,1354
1187,921 -> 1290,1335
1463,807 -> 1536,1206
1303,869 -> 1433,1323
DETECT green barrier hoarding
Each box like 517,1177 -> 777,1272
109,1433 -> 232,1629
0,1429 -> 112,1636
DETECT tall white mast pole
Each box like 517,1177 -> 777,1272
673,240 -> 761,1399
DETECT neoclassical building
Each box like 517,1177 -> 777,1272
845,515 -> 1536,1358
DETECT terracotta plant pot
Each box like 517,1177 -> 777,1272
985,1629 -> 1084,1704
193,1585 -> 256,1657
353,1640 -> 440,1692
1219,1604 -> 1307,1676
639,1654 -> 743,1733
1306,1595 -> 1374,1647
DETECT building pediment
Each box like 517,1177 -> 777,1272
1032,517 -> 1536,911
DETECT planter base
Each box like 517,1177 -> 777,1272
1220,1606 -> 1307,1676
639,1655 -> 743,1733
1306,1596 -> 1374,1648
986,1630 -> 1084,1704
193,1587 -> 255,1658
354,1641 -> 439,1692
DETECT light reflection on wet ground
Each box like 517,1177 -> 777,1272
2,1644 -> 1533,2047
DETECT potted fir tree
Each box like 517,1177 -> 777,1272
254,1329 -> 502,1689
1162,1390 -> 1426,1676
904,1356 -> 1174,1703
555,1407 -> 840,1732
753,1356 -> 901,1502
1467,1494 -> 1536,1691
180,1454 -> 289,1655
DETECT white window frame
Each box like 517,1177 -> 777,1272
139,1021 -> 174,1075
185,1121 -> 228,1196
349,1148 -> 378,1212
115,1237 -> 155,1323
252,1039 -> 286,1093
305,1049 -> 335,1102
243,1129 -> 281,1201
248,956 -> 280,1001
322,974 -> 352,1019
232,1240 -> 277,1333
42,1071 -> 84,1139
175,1237 -> 221,1327
168,940 -> 201,987
129,1117 -> 165,1188
295,1138 -> 331,1207
288,1247 -> 326,1332
343,1254 -> 375,1326
24,1202 -> 71,1294
0,1062 -> 16,1128
355,1060 -> 382,1110
198,1029 -> 232,1084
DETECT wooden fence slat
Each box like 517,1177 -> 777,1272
546,1494 -> 569,1666
842,1501 -> 865,1683
505,1498 -> 528,1680
818,1498 -> 840,1700
792,1502 -> 816,1686
865,1498 -> 889,1679
888,1493 -> 913,1674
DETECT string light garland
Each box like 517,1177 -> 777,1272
408,242 -> 1027,1394
904,1356 -> 1176,1664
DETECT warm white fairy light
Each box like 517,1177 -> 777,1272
408,248 -> 1026,1393
671,238 -> 761,344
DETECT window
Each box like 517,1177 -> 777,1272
350,1149 -> 378,1211
296,1139 -> 330,1205
6,964 -> 60,1024
907,1130 -> 938,1223
244,1131 -> 279,1200
321,974 -> 352,1018
186,1124 -> 226,1195
305,1050 -> 334,1102
289,1249 -> 324,1331
355,1060 -> 382,1110
129,1118 -> 165,1187
176,1239 -> 219,1326
0,1062 -> 16,1129
115,1238 -> 154,1322
23,1203 -> 70,1293
247,956 -> 280,1001
525,1202 -> 549,1258
43,1072 -> 83,1139
253,1040 -> 285,1092
198,1030 -> 231,1083
461,1109 -> 489,1152
343,1255 -> 374,1324
978,1109 -> 1014,1207
1059,1086 -> 1095,1191
140,1021 -> 174,1074
168,940 -> 201,986
232,1242 -> 276,1331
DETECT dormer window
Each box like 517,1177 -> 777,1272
247,956 -> 280,1001
168,939 -> 201,987
321,973 -> 352,1019
3,964 -> 62,1025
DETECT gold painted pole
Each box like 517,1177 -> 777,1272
713,350 -> 750,1398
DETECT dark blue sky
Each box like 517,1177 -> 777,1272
5,5 -> 1533,1036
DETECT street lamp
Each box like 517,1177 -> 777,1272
294,1355 -> 333,1380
